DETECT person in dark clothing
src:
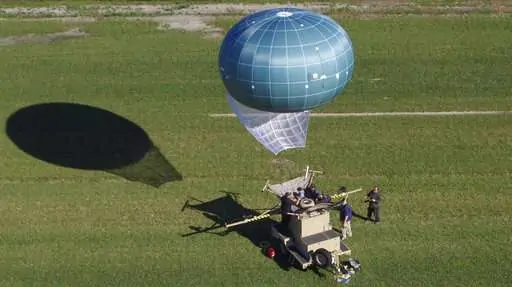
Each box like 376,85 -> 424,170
304,183 -> 322,202
366,186 -> 382,224
316,194 -> 331,203
280,192 -> 293,230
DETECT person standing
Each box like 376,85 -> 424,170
280,192 -> 293,232
340,198 -> 353,240
304,183 -> 321,201
366,186 -> 382,224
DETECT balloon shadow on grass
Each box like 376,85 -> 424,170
181,191 -> 308,273
5,102 -> 183,187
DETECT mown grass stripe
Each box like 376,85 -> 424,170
209,110 -> 512,117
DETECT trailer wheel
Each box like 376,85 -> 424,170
312,248 -> 332,268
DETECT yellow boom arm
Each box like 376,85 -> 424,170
225,213 -> 271,228
330,188 -> 363,201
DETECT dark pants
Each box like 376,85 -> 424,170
367,205 -> 380,222
280,214 -> 291,235
281,213 -> 291,226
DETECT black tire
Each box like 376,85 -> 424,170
312,248 -> 332,268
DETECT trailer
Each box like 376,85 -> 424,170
226,166 -> 362,277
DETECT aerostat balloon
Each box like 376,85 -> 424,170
218,7 -> 354,155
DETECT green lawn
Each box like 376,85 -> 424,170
0,0 -> 495,7
0,14 -> 511,287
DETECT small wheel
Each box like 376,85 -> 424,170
312,248 -> 332,268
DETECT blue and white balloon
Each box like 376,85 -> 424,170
218,7 -> 355,154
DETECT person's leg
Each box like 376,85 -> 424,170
367,206 -> 373,221
347,221 -> 352,237
374,206 -> 380,223
281,214 -> 289,229
284,215 -> 293,235
340,217 -> 348,240
341,224 -> 347,240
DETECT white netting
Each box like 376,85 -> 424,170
226,93 -> 310,155
265,175 -> 312,198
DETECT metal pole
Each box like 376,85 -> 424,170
225,213 -> 271,228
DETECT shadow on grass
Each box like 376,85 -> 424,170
5,102 -> 182,187
352,210 -> 370,221
181,191 -> 297,272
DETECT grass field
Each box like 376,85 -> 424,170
1,4 -> 512,287
0,0 -> 498,6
